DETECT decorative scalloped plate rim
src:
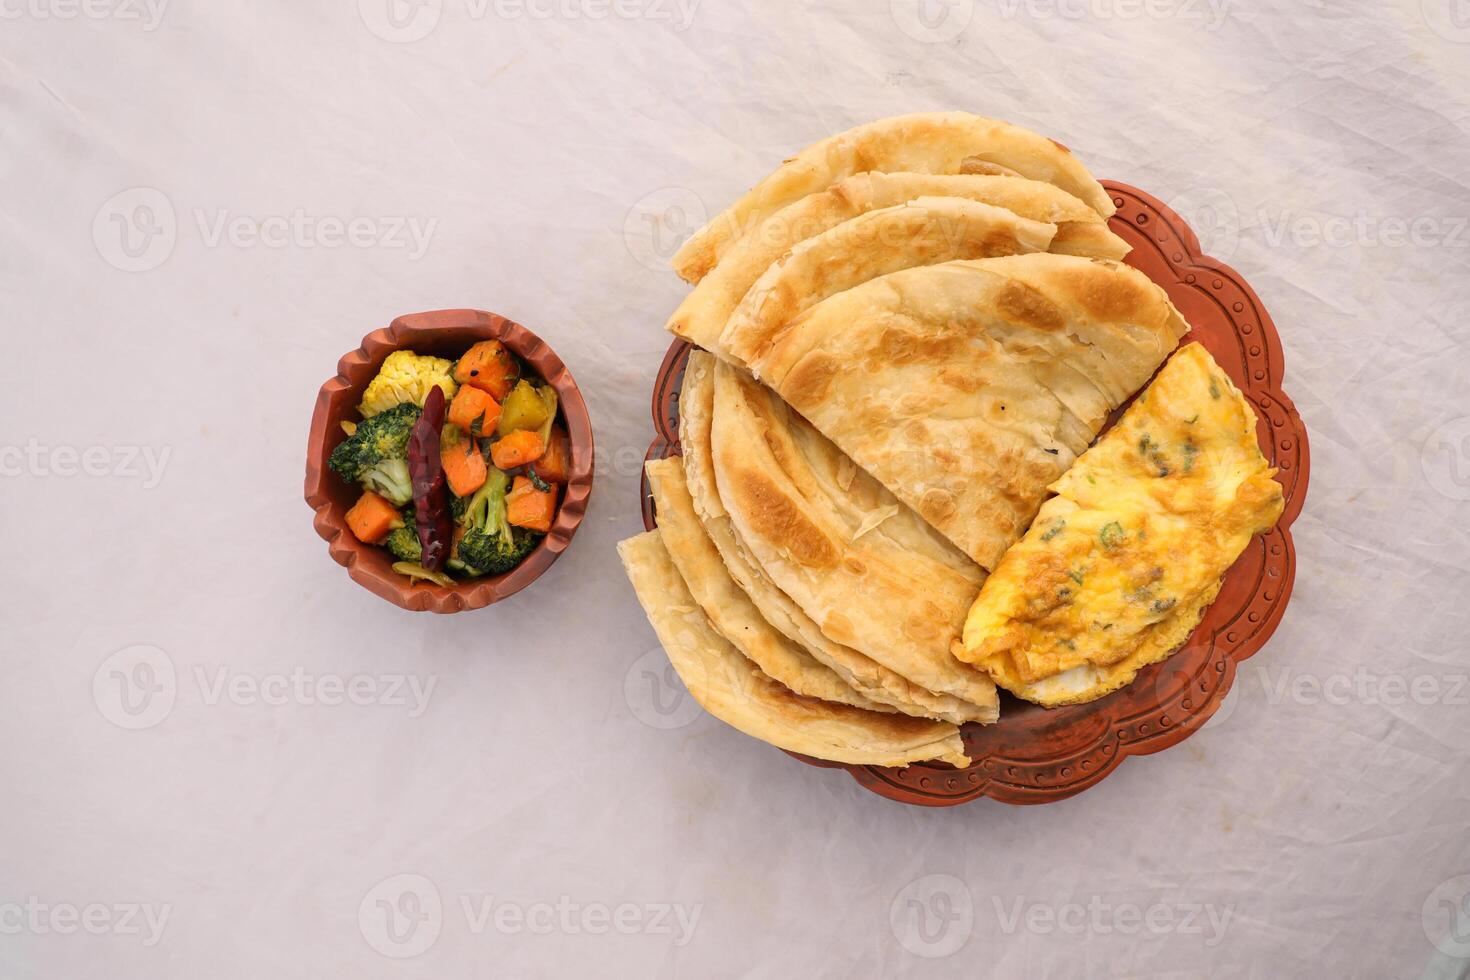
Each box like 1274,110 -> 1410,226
306,309 -> 594,614
639,180 -> 1309,806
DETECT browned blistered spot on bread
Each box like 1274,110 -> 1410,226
1077,265 -> 1155,321
938,368 -> 982,393
851,140 -> 881,173
729,466 -> 839,569
920,487 -> 958,524
827,182 -> 858,212
1049,138 -> 1072,154
903,601 -> 947,643
877,327 -> 963,365
823,610 -> 857,645
783,351 -> 840,408
969,230 -> 1023,259
903,418 -> 932,447
758,282 -> 801,330
995,281 -> 1065,332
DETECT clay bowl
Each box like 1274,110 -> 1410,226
305,309 -> 594,613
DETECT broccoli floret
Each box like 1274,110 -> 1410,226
358,459 -> 413,506
446,468 -> 541,576
449,491 -> 470,525
384,511 -> 422,563
328,403 -> 420,506
453,525 -> 540,577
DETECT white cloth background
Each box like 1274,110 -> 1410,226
3,1 -> 1469,977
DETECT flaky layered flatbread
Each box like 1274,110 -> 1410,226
673,111 -> 1114,282
619,531 -> 971,768
667,172 -> 1128,355
728,254 -> 1189,569
677,352 -> 989,724
710,360 -> 1000,719
645,456 -> 890,712
719,198 -> 1055,368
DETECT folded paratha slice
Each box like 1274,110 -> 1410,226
619,531 -> 971,768
956,343 -> 1285,705
666,171 -> 1129,354
645,456 -> 891,713
719,198 -> 1056,368
673,112 -> 1115,283
711,360 -> 1000,719
677,352 -> 989,724
731,254 -> 1189,569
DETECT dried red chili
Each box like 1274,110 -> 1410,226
408,385 -> 452,571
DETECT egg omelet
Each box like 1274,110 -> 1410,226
954,343 -> 1285,706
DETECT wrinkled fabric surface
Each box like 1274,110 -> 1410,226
2,3 -> 1468,978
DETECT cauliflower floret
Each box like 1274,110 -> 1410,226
359,350 -> 457,417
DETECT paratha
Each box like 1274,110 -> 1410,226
719,198 -> 1055,369
956,343 -> 1285,705
645,456 -> 890,712
618,531 -> 971,768
728,253 -> 1190,569
673,111 -> 1114,282
710,359 -> 1000,718
666,171 -> 1129,355
677,352 -> 989,724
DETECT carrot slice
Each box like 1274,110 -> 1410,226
490,429 -> 545,470
506,476 -> 557,533
531,425 -> 570,484
454,340 -> 519,400
441,432 -> 488,497
345,490 -> 403,544
447,385 -> 501,436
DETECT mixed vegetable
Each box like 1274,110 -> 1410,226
330,343 -> 569,586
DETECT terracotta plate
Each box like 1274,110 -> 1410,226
640,181 -> 1309,806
